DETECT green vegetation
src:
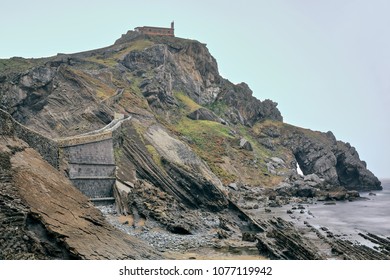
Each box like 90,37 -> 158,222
127,75 -> 143,96
205,101 -> 229,117
146,144 -> 164,169
86,39 -> 153,67
174,91 -> 201,112
168,91 -> 284,185
114,74 -> 150,110
112,40 -> 154,60
70,68 -> 116,100
207,161 -> 237,184
114,146 -> 123,161
171,117 -> 236,183
238,124 -> 271,159
0,57 -> 46,75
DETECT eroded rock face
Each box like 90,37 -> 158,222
122,40 -> 221,106
120,37 -> 282,125
113,119 -> 228,212
19,66 -> 56,89
290,134 -> 339,185
333,141 -> 381,190
216,82 -> 283,126
127,180 -> 202,234
281,126 -> 381,190
1,65 -> 115,138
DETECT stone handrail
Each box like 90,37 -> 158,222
57,115 -> 131,147
57,131 -> 113,147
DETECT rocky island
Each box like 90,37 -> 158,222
1,28 -> 388,260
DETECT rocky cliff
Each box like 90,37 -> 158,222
0,31 -> 383,260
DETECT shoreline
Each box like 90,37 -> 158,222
246,183 -> 390,259
97,183 -> 390,260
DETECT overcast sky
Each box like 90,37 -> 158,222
1,0 -> 389,179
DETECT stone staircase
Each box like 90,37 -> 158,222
57,115 -> 131,205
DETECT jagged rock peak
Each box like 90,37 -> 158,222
114,31 -> 283,125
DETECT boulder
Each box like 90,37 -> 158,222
271,157 -> 285,166
258,138 -> 275,150
228,182 -> 238,191
275,182 -> 294,196
187,107 -> 225,124
303,173 -> 323,187
304,173 -> 322,184
239,138 -> 253,151
296,186 -> 317,198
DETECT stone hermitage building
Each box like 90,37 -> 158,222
135,21 -> 175,37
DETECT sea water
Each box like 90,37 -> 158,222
306,179 -> 390,237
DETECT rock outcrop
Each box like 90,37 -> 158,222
119,36 -> 282,125
215,82 -> 282,126
280,125 -> 381,190
113,119 -> 228,213
187,107 -> 225,124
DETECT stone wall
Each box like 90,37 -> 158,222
71,178 -> 115,198
0,109 -> 14,135
1,109 -> 131,202
57,131 -> 112,148
14,124 -> 59,169
61,139 -> 115,164
68,164 -> 116,178
0,109 -> 59,168
60,138 -> 116,200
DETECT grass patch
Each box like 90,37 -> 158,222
172,117 -> 236,183
174,91 -> 201,112
86,39 -> 153,67
175,118 -> 233,148
112,40 -> 154,60
238,124 -> 271,159
205,101 -> 229,117
114,146 -> 124,161
146,144 -> 164,169
208,161 -> 237,184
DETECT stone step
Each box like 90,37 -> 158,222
68,162 -> 116,166
70,177 -> 116,180
89,197 -> 116,205
89,197 -> 115,202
